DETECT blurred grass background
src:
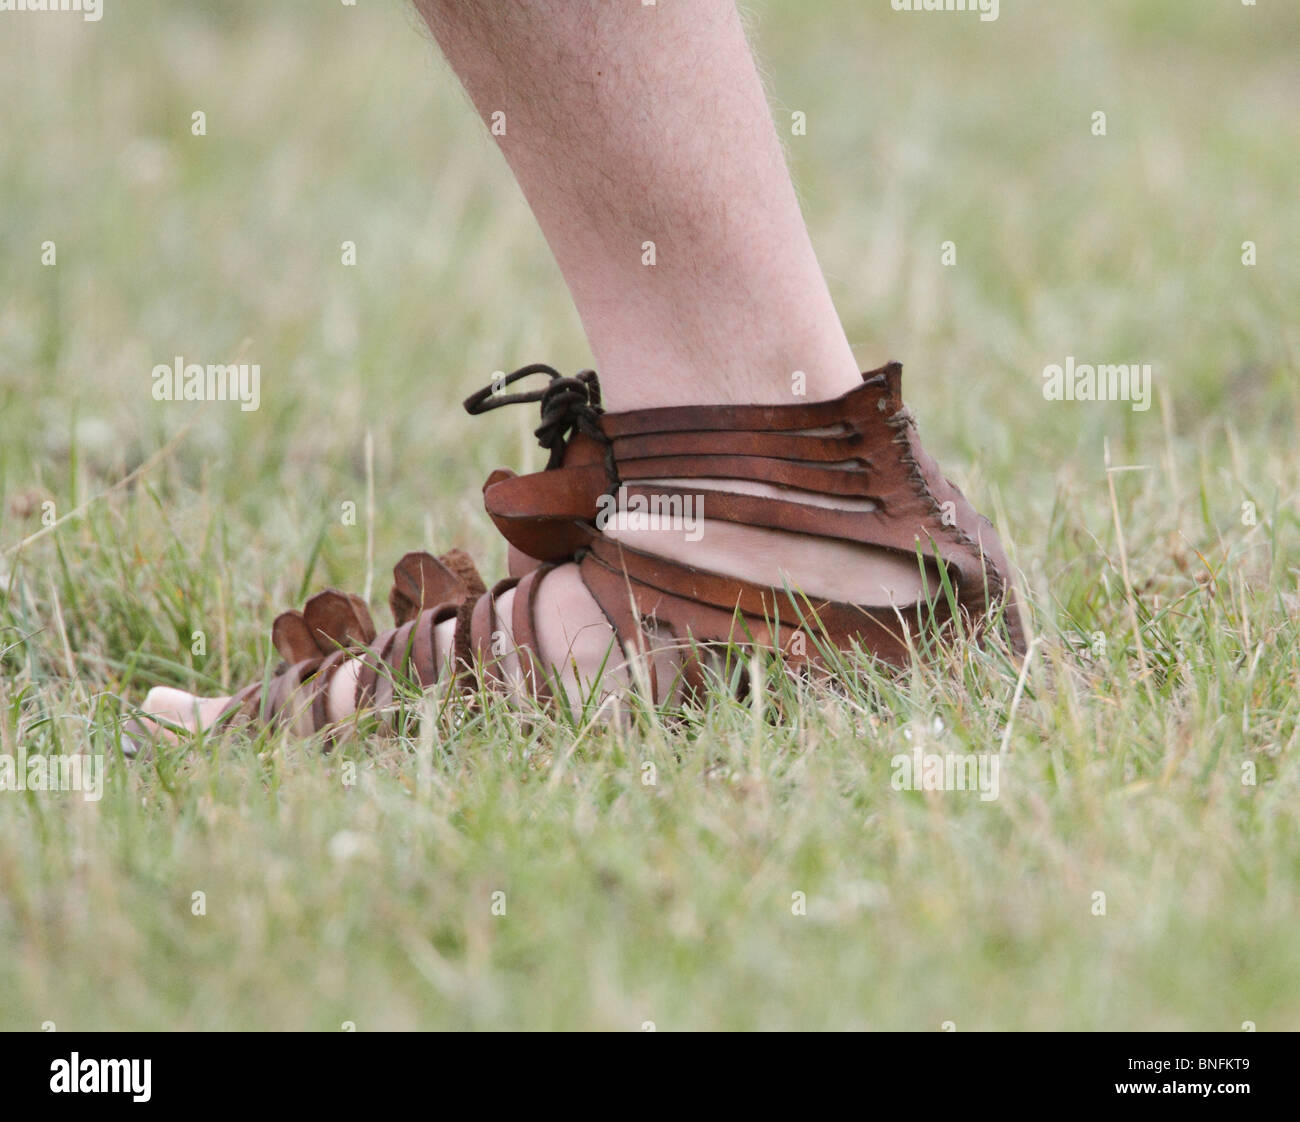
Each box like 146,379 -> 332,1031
0,0 -> 1297,1030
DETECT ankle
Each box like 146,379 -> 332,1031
590,339 -> 863,411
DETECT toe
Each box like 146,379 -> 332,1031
142,686 -> 231,733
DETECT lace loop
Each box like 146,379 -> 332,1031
465,363 -> 613,475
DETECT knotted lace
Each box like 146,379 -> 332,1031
464,363 -> 614,476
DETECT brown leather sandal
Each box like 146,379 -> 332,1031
212,360 -> 1024,736
467,361 -> 1025,693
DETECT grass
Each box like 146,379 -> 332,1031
1,0 -> 1298,1030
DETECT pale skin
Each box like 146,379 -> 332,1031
142,0 -> 924,735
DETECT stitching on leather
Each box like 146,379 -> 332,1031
885,406 -> 1005,603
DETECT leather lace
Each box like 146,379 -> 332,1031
464,363 -> 615,476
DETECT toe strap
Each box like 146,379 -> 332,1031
272,589 -> 375,664
389,549 -> 487,625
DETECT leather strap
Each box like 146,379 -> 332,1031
472,360 -> 1022,660
510,565 -> 554,702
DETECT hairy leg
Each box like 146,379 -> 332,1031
415,0 -> 861,410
